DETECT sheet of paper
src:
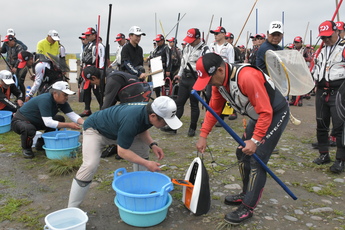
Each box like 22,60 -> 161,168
150,56 -> 165,88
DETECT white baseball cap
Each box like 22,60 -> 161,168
7,28 -> 15,36
151,96 -> 182,130
129,26 -> 146,36
48,30 -> 60,41
268,21 -> 284,34
0,70 -> 15,85
52,81 -> 75,95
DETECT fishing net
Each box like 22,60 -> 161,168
265,50 -> 314,96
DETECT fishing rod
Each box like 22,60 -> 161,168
234,0 -> 259,46
164,13 -> 186,38
159,20 -> 166,38
0,53 -> 12,70
100,4 -> 112,109
205,14 -> 214,44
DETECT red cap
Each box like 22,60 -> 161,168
153,34 -> 164,42
210,26 -> 226,34
82,66 -> 101,90
78,35 -> 86,40
2,35 -> 14,42
166,37 -> 175,42
256,33 -> 266,39
184,28 -> 201,43
294,36 -> 302,43
318,21 -> 337,37
225,32 -> 234,39
193,53 -> 223,91
336,21 -> 345,31
17,51 -> 33,68
286,43 -> 294,49
82,27 -> 96,35
115,33 -> 125,41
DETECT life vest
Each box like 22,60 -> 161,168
218,64 -> 275,120
313,39 -> 345,82
209,42 -> 233,63
82,41 -> 96,65
38,65 -> 65,94
118,82 -> 152,103
0,86 -> 11,110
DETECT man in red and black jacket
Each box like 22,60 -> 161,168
194,52 -> 289,225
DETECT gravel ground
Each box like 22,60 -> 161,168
0,62 -> 344,229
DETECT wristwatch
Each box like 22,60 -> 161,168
250,138 -> 261,147
149,142 -> 158,149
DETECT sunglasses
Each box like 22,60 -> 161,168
214,32 -> 220,35
85,34 -> 91,37
257,37 -> 265,40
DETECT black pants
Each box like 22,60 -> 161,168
11,114 -> 65,150
175,74 -> 200,130
236,103 -> 289,209
16,67 -> 28,97
315,88 -> 345,159
83,84 -> 102,110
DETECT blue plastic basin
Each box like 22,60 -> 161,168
112,168 -> 173,212
115,194 -> 172,227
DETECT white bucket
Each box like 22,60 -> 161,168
44,208 -> 88,230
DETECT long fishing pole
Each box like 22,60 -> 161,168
191,90 -> 298,200
234,0 -> 259,46
205,14 -> 214,44
95,16 -> 100,68
303,22 -> 309,44
100,4 -> 112,109
159,20 -> 166,38
165,13 -> 186,38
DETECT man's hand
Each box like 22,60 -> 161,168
151,145 -> 164,160
25,96 -> 30,102
173,75 -> 181,83
68,122 -> 82,130
196,136 -> 207,153
17,99 -> 24,107
238,139 -> 257,156
145,161 -> 162,172
139,73 -> 147,81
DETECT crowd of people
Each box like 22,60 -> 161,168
0,18 -> 345,226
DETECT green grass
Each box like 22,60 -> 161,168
0,131 -> 22,153
46,150 -> 82,176
302,182 -> 342,197
0,197 -> 32,222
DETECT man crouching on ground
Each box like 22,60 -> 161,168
68,96 -> 182,208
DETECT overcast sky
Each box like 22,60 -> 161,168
0,0 -> 342,54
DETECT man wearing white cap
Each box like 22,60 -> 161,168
0,70 -> 24,112
256,21 -> 284,74
36,30 -> 60,56
11,81 -> 84,159
67,96 -> 182,208
121,26 -> 147,80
